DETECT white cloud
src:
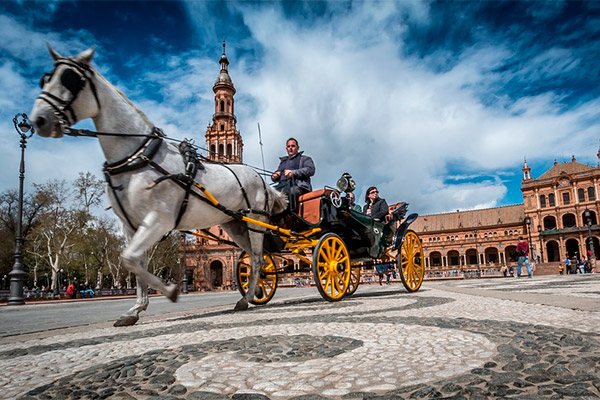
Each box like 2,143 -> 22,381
1,2 -> 599,219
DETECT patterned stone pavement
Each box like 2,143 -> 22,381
1,274 -> 600,399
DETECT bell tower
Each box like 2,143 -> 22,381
205,41 -> 243,163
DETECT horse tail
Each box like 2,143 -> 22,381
270,186 -> 289,214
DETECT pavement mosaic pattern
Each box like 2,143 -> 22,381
2,274 -> 600,399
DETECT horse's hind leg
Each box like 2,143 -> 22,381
114,279 -> 149,327
221,221 -> 262,311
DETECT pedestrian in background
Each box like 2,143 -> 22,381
516,236 -> 532,278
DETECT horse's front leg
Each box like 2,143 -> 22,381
234,230 -> 264,311
121,212 -> 178,304
114,279 -> 149,327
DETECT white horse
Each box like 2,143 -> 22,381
30,45 -> 287,326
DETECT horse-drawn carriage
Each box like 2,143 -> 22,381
29,45 -> 424,326
227,173 -> 425,305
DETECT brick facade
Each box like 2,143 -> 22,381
413,154 -> 600,276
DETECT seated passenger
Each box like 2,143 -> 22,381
271,137 -> 316,208
346,192 -> 362,212
363,186 -> 390,222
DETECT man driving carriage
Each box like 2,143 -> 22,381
271,137 -> 316,208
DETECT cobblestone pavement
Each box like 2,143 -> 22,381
1,274 -> 599,399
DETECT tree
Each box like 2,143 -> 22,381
0,187 -> 49,284
28,180 -> 90,293
147,233 -> 180,284
73,171 -> 104,215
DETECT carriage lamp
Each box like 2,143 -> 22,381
584,209 -> 596,260
336,172 -> 355,193
7,113 -> 35,305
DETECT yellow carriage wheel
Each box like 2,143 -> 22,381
235,251 -> 278,305
345,267 -> 361,296
312,233 -> 351,301
398,230 -> 425,292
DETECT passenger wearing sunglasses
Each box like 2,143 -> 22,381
363,186 -> 390,222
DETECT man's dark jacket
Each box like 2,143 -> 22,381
272,151 -> 315,192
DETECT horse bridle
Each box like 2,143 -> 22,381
38,58 -> 102,134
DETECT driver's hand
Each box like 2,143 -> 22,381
283,169 -> 293,178
272,171 -> 281,180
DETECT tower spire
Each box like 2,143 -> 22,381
522,156 -> 531,181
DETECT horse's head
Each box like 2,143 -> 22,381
30,44 -> 101,138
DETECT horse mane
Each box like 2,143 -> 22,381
93,66 -> 154,127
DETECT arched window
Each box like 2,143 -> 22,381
562,213 -> 576,228
543,216 -> 557,230
549,193 -> 555,207
219,100 -> 225,112
227,143 -> 232,157
589,187 -> 596,201
578,188 -> 585,202
540,195 -> 546,208
562,192 -> 570,205
218,144 -> 224,155
210,144 -> 216,157
220,124 -> 225,131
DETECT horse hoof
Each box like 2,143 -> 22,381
113,315 -> 139,327
164,284 -> 178,303
234,299 -> 248,311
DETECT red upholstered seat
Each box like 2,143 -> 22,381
297,189 -> 332,224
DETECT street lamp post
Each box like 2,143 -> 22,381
537,224 -> 544,263
8,113 -> 34,305
525,216 -> 533,262
181,233 -> 188,294
583,209 -> 596,260
474,230 -> 480,278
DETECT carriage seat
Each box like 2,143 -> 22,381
297,189 -> 332,224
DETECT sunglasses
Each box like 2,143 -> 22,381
369,190 -> 378,194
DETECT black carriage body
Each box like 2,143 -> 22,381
266,189 -> 392,260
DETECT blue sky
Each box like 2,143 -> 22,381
1,0 -> 599,216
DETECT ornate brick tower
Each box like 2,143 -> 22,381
205,41 -> 243,163
183,43 -> 245,292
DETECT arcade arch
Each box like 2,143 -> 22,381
565,239 -> 579,259
484,247 -> 499,264
447,250 -> 460,266
546,240 -> 560,262
429,251 -> 442,267
209,260 -> 224,288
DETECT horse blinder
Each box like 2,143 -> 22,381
39,66 -> 86,95
60,68 -> 86,95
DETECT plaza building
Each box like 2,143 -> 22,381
412,152 -> 600,277
181,43 -> 245,291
